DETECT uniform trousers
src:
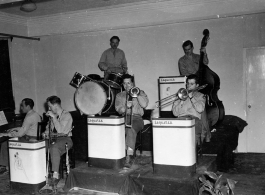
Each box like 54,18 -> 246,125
49,137 -> 73,173
125,115 -> 144,152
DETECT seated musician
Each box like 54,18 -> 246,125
172,74 -> 205,145
115,74 -> 149,168
42,96 -> 73,184
0,98 -> 41,175
98,36 -> 128,79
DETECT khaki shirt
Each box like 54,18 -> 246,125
45,110 -> 73,136
178,53 -> 208,76
11,110 -> 41,137
98,48 -> 127,77
172,91 -> 205,119
115,90 -> 149,116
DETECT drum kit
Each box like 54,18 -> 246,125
70,72 -> 123,115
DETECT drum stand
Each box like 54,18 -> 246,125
39,120 -> 56,194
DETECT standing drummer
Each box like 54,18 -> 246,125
98,36 -> 128,79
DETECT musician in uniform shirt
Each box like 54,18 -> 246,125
42,95 -> 73,184
98,36 -> 128,79
0,98 -> 41,175
172,74 -> 205,145
115,74 -> 149,168
178,40 -> 209,76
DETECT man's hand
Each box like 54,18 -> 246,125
188,92 -> 193,98
46,111 -> 56,119
200,47 -> 207,54
127,101 -> 133,108
42,133 -> 48,139
106,68 -> 112,73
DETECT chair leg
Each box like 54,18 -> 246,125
60,157 -> 64,179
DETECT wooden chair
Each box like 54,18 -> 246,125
37,121 -> 47,140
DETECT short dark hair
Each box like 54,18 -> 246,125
187,74 -> 199,84
122,74 -> 134,83
182,40 -> 193,49
22,98 -> 34,108
46,96 -> 61,105
110,36 -> 120,42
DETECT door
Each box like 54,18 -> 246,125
245,47 -> 265,152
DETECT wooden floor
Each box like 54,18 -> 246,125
0,153 -> 264,195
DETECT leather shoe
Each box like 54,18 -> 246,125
123,155 -> 135,169
50,176 -> 60,186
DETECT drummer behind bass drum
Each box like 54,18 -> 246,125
98,36 -> 128,79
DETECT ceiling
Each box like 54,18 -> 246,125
0,0 -> 149,17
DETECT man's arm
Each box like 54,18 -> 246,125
9,116 -> 32,137
98,51 -> 108,71
136,90 -> 148,108
52,113 -> 73,134
115,93 -> 126,115
172,99 -> 182,117
121,51 -> 128,73
189,94 -> 206,113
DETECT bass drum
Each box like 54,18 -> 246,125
75,81 -> 114,115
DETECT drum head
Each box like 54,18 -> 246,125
75,81 -> 107,115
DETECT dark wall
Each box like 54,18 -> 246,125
0,40 -> 15,111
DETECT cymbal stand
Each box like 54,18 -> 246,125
39,119 -> 54,194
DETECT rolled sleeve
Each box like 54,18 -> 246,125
115,93 -> 126,115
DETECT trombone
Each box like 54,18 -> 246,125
125,87 -> 140,128
156,84 -> 207,108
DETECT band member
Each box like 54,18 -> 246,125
178,40 -> 209,76
42,96 -> 73,184
98,36 -> 128,79
115,74 -> 148,168
0,98 -> 41,175
172,74 -> 205,145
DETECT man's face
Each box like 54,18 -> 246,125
47,102 -> 57,114
110,39 -> 119,50
186,79 -> 198,91
20,101 -> 29,114
183,44 -> 193,56
123,78 -> 134,92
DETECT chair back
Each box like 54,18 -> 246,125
37,121 -> 47,140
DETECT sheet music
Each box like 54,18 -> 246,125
0,111 -> 8,126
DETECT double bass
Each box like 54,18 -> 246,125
197,29 -> 225,127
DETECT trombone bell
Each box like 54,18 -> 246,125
130,87 -> 140,98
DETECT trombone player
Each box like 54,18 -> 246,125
115,74 -> 149,168
172,74 -> 206,145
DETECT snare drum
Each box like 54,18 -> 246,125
86,74 -> 102,82
70,72 -> 87,88
105,73 -> 123,89
75,81 -> 114,115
